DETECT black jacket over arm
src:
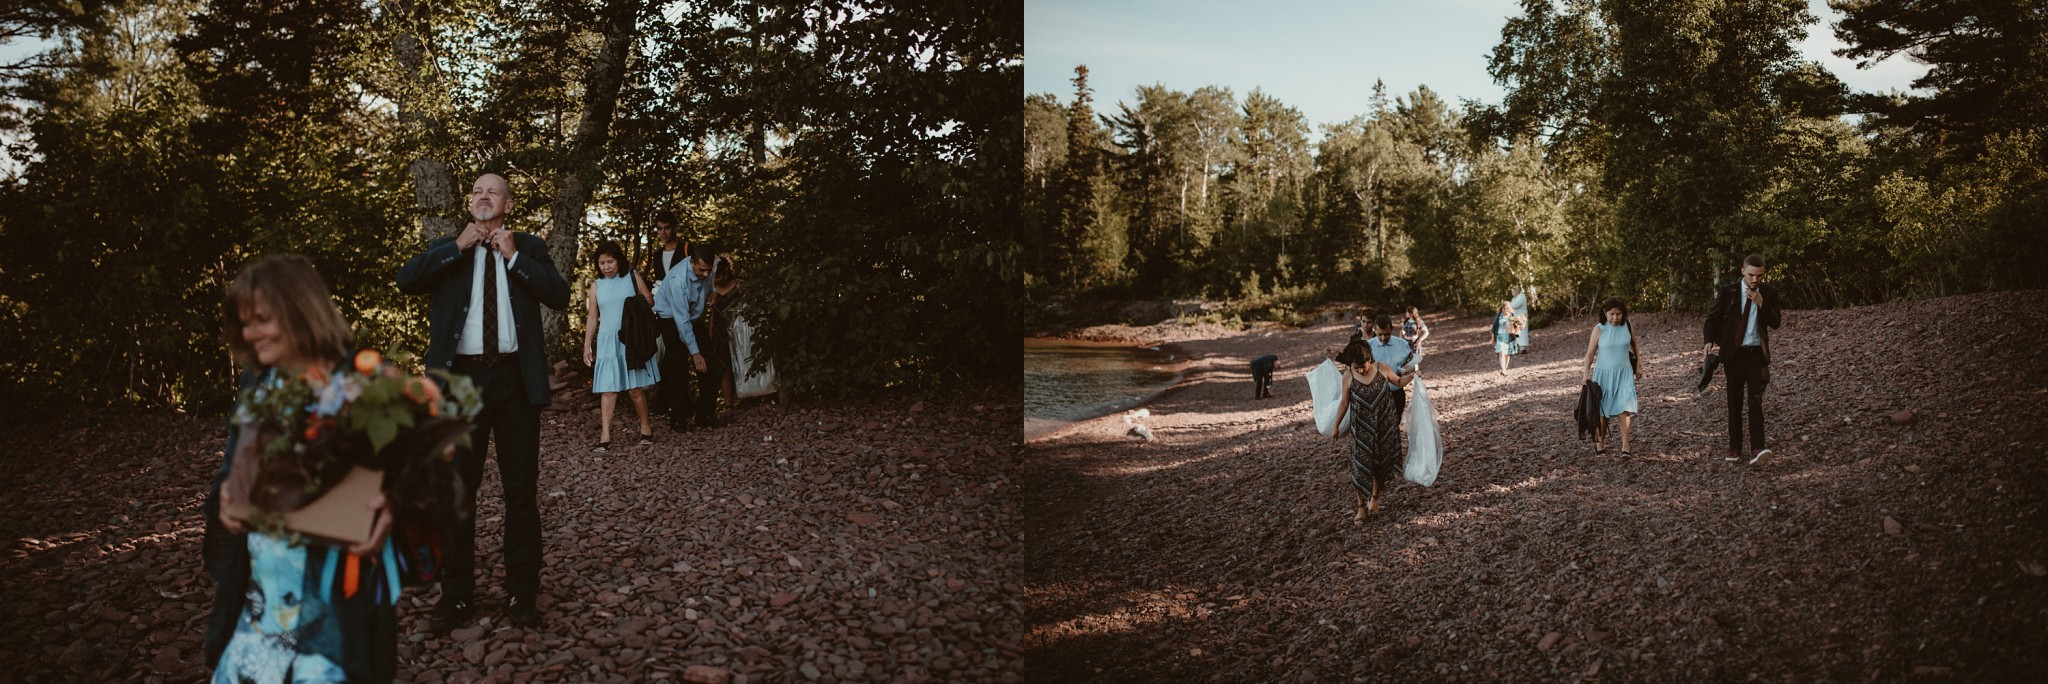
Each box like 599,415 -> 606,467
1702,281 -> 1782,360
396,234 -> 571,406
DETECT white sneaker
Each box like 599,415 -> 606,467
1748,448 -> 1773,465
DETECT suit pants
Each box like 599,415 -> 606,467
656,317 -> 691,421
1250,355 -> 1277,398
446,357 -> 544,602
692,320 -> 730,426
1723,346 -> 1769,455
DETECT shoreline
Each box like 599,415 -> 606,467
1022,338 -> 1193,443
1024,291 -> 2048,680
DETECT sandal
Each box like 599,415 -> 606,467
637,433 -> 654,446
1620,449 -> 1633,457
593,441 -> 610,453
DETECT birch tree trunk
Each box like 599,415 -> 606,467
541,0 -> 642,350
391,0 -> 462,242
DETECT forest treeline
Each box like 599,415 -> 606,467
1022,0 -> 2047,323
0,0 -> 1021,416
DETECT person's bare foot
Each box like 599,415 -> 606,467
1352,505 -> 1366,525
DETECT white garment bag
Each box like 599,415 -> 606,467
1404,377 -> 1442,486
729,311 -> 778,398
1306,359 -> 1349,437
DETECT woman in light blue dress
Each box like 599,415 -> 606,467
1490,301 -> 1517,376
581,241 -> 659,452
1579,297 -> 1641,455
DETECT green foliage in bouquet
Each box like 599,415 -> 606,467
226,349 -> 482,536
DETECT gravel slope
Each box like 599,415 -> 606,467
2,387 -> 1024,684
1026,291 -> 2048,682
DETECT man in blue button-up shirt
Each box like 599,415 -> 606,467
652,248 -> 714,430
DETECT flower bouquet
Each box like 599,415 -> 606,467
223,349 -> 481,547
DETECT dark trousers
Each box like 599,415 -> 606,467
446,358 -> 543,601
1723,346 -> 1769,455
1251,355 -> 1277,398
692,320 -> 729,426
656,317 -> 690,421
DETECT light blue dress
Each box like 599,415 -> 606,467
1591,322 -> 1638,417
1492,314 -> 1517,355
591,275 -> 660,393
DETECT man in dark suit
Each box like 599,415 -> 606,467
396,172 -> 570,630
1250,354 -> 1278,399
643,212 -> 694,427
1702,253 -> 1782,465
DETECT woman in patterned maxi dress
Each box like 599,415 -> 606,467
1330,338 -> 1416,523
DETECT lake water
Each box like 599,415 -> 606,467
1024,338 -> 1183,439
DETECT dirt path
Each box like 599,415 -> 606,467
1025,291 -> 2048,682
2,391 -> 1024,683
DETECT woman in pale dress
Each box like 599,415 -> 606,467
1580,297 -> 1642,455
581,241 -> 659,452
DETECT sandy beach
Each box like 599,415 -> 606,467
1026,291 -> 2048,682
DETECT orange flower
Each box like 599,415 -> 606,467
353,349 -> 382,375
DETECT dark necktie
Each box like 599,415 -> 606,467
482,249 -> 500,364
1738,290 -> 1752,344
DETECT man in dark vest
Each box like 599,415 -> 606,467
1702,253 -> 1782,465
396,172 -> 570,630
643,213 -> 694,428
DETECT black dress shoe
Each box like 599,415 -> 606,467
506,595 -> 542,627
429,597 -> 474,633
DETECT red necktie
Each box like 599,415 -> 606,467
1738,292 -> 1752,344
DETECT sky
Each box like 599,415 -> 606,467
1025,0 -> 1932,130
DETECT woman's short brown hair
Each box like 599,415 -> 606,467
222,254 -> 353,369
1599,296 -> 1629,323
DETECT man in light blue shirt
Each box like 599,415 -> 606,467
1365,314 -> 1417,413
652,248 -> 714,430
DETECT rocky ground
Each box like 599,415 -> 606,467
1,383 -> 1024,683
1026,291 -> 2048,682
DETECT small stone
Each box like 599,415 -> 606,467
1889,409 -> 1917,425
151,646 -> 183,673
1884,516 -> 1904,537
683,665 -> 731,684
847,512 -> 881,526
799,663 -> 821,680
1538,632 -> 1562,651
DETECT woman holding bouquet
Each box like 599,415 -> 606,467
582,240 -> 660,452
1491,301 -> 1519,376
204,255 -> 400,683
